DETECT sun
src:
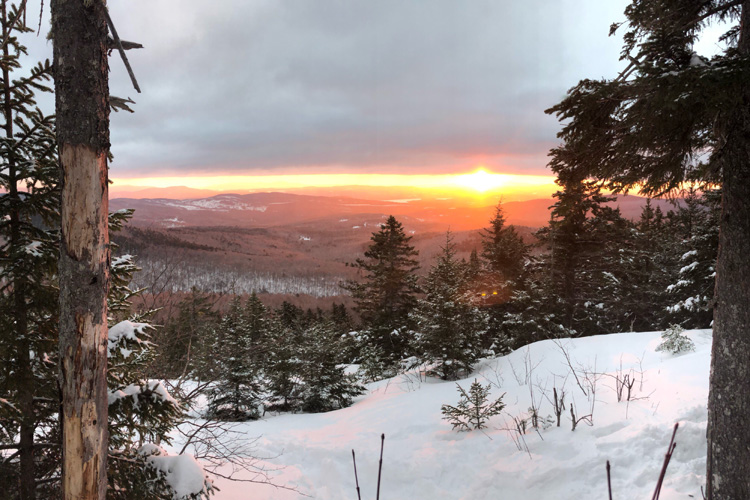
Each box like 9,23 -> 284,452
453,168 -> 506,193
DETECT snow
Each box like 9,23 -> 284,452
140,444 -> 214,499
176,329 -> 713,500
109,380 -> 179,407
108,320 -> 149,356
159,198 -> 267,212
24,241 -> 42,257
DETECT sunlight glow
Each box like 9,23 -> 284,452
112,169 -> 557,200
453,168 -> 506,193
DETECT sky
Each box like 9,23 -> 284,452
23,1 -> 639,194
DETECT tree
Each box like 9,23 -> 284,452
481,203 -> 528,286
344,215 -> 420,368
535,169 -> 635,336
412,232 -> 487,380
52,0 -> 111,495
546,2 -> 750,497
664,189 -> 720,329
441,379 -> 505,431
205,297 -> 263,421
0,4 -> 59,497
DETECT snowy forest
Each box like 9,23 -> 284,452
2,0 -> 750,499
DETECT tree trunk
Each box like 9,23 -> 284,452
706,2 -> 750,498
52,0 -> 110,497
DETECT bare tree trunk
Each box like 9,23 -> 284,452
52,0 -> 110,497
706,2 -> 750,498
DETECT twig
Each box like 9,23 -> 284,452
0,0 -> 28,50
352,450 -> 362,500
651,423 -> 679,500
376,433 -> 385,500
103,7 -> 141,93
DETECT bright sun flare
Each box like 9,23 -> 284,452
453,168 -> 505,193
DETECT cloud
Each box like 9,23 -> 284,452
24,0 -> 631,177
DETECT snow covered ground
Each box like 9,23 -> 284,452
177,329 -> 712,500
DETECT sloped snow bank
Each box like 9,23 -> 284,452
177,329 -> 712,500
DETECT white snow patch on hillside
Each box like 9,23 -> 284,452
175,330 -> 712,500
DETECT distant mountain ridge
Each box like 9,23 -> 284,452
110,191 -> 679,231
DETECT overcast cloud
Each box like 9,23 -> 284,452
24,0 -> 631,178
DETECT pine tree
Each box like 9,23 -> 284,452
0,4 -> 59,497
441,379 -> 505,431
545,2 -> 750,495
344,215 -> 420,369
298,321 -> 364,413
205,297 -> 263,421
481,203 -> 528,286
665,189 -> 720,329
412,232 -> 487,380
627,200 -> 672,331
535,170 -> 636,336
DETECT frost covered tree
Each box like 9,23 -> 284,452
413,232 -> 487,380
344,215 -> 420,369
665,189 -> 720,329
205,296 -> 263,421
545,1 -> 750,496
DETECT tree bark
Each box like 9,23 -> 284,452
52,0 -> 110,498
706,2 -> 750,498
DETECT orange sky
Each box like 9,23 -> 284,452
110,168 -> 559,202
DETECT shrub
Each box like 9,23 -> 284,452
441,379 -> 505,431
656,324 -> 695,354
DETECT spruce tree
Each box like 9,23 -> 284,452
412,232 -> 487,380
545,2 -> 750,495
535,169 -> 636,336
344,215 -> 420,369
481,203 -> 528,287
665,189 -> 720,329
0,5 -> 59,497
205,296 -> 263,421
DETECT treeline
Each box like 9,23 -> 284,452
149,292 -> 363,417
149,180 -> 718,401
337,180 -> 717,381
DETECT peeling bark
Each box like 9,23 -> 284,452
52,0 -> 110,497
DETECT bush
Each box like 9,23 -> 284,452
656,324 -> 695,354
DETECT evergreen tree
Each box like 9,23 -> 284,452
0,5 -> 59,497
545,2 -> 750,495
153,288 -> 220,380
106,210 -> 214,499
536,170 -> 636,336
297,321 -> 364,413
665,189 -> 720,329
205,297 -> 263,421
441,379 -> 505,431
627,200 -> 672,331
344,215 -> 420,368
412,232 -> 487,380
481,203 -> 528,286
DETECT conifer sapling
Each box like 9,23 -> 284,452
441,379 -> 505,431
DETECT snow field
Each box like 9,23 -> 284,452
177,329 -> 713,500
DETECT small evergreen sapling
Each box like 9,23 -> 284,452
441,379 -> 505,431
655,324 -> 695,355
